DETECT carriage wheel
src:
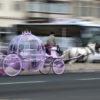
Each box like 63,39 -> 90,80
52,59 -> 65,75
3,54 -> 22,76
39,57 -> 52,74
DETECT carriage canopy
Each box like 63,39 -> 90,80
8,31 -> 45,60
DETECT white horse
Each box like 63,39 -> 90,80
61,42 -> 96,64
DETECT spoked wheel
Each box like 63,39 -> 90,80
52,59 -> 65,75
3,54 -> 22,76
39,57 -> 52,74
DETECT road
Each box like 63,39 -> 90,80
0,73 -> 100,100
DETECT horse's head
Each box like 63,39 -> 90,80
87,42 -> 96,53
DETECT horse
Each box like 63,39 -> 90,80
61,42 -> 96,64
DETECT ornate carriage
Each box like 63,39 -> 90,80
2,31 -> 65,76
3,31 -> 46,76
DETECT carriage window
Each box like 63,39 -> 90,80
9,44 -> 17,53
19,44 -> 24,52
23,42 -> 30,50
30,40 -> 39,50
17,41 -> 29,52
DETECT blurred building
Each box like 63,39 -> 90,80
74,0 -> 100,22
25,0 -> 100,23
25,0 -> 73,23
0,0 -> 100,50
0,0 -> 26,34
0,0 -> 100,33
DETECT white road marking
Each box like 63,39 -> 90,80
0,80 -> 47,85
77,78 -> 100,81
0,77 -> 100,86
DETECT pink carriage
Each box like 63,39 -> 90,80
3,31 -> 46,76
2,31 -> 65,76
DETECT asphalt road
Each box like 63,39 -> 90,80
1,73 -> 100,100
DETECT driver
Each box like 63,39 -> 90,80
45,32 -> 56,55
45,32 -> 62,55
46,32 -> 56,46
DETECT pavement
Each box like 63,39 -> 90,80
14,63 -> 100,75
0,63 -> 100,76
65,63 -> 100,73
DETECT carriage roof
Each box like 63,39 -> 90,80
8,31 -> 44,54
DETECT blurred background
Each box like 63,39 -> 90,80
0,0 -> 100,52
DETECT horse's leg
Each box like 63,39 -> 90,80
68,59 -> 77,64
